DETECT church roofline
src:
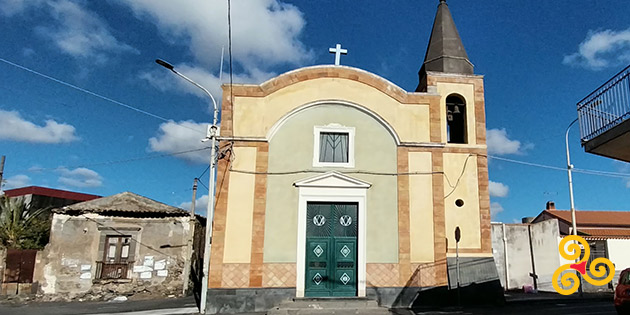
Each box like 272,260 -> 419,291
221,65 -> 439,103
424,70 -> 484,79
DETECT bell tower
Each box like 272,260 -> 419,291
416,0 -> 474,92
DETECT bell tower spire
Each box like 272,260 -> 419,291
416,0 -> 474,91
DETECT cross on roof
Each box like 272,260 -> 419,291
329,43 -> 348,66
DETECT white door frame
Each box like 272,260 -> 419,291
294,172 -> 370,297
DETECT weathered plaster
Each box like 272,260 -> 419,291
38,214 -> 194,298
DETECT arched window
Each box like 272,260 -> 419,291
446,94 -> 466,144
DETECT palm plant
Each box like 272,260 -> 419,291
0,196 -> 50,249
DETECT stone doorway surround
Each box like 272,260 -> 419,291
294,171 -> 371,298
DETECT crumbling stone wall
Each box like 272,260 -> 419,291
36,213 -> 195,301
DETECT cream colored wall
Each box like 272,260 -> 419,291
223,146 -> 257,263
263,104 -> 399,263
233,78 -> 431,143
408,152 -> 435,263
436,82 -> 476,145
443,153 -> 481,249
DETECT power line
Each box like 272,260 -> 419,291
0,57 -> 205,135
15,147 -> 211,173
487,155 -> 567,172
197,180 -> 209,192
79,213 -> 185,263
488,154 -> 630,178
197,165 -> 210,180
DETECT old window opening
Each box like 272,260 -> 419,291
104,235 -> 131,263
98,235 -> 133,280
446,95 -> 466,144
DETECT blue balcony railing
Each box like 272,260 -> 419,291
577,65 -> 630,143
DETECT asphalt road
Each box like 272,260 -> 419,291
0,297 -> 618,315
0,296 -> 198,315
415,300 -> 617,315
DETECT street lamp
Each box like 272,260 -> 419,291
156,59 -> 219,313
565,118 -> 578,236
565,117 -> 583,297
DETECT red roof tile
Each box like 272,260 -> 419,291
540,210 -> 630,228
579,228 -> 630,239
3,186 -> 100,202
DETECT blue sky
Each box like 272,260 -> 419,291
1,0 -> 629,222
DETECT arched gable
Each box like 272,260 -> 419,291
267,100 -> 401,145
222,66 -> 437,144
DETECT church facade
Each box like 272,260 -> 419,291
207,1 -> 494,313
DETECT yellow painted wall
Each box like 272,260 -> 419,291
443,153 -> 481,249
223,147 -> 257,263
436,82 -> 476,145
263,104 -> 399,263
408,152 -> 435,263
233,78 -> 431,143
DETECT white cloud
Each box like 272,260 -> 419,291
487,128 -> 532,155
120,0 -> 311,70
148,120 -> 210,164
57,167 -> 103,188
564,28 -> 630,70
0,109 -> 78,143
490,201 -> 504,219
34,0 -> 137,63
2,174 -> 31,190
22,47 -> 35,57
0,0 -> 43,16
489,180 -> 509,198
179,194 -> 209,217
140,65 -> 275,112
612,160 -> 630,189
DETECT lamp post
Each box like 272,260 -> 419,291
565,118 -> 578,236
565,117 -> 583,297
156,59 -> 219,313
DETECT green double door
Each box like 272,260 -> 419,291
305,202 -> 358,297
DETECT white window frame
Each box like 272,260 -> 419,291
313,124 -> 355,168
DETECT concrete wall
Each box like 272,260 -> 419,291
491,220 -> 561,291
607,239 -> 630,286
38,213 -> 193,298
529,219 -> 562,292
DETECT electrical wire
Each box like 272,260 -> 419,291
487,155 -> 567,172
79,213 -> 186,263
197,165 -> 211,180
14,147 -> 211,173
0,57 -> 206,135
443,154 -> 473,199
488,154 -> 630,178
225,143 -> 472,198
197,180 -> 209,192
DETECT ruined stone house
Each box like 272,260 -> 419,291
36,192 -> 204,299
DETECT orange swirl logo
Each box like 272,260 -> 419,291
552,235 -> 615,295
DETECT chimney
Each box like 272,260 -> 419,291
546,201 -> 555,210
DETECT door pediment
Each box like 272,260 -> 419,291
294,171 -> 371,189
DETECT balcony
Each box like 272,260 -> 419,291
95,261 -> 133,280
577,65 -> 630,162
